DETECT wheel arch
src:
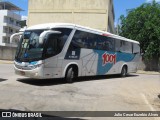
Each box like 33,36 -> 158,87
120,63 -> 128,73
62,62 -> 79,78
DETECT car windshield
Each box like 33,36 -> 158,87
15,30 -> 44,62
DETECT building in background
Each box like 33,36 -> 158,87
0,1 -> 22,47
28,0 -> 115,33
0,1 -> 22,60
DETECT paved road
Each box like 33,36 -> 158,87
0,63 -> 160,120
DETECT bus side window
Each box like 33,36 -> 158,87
52,28 -> 72,48
115,39 -> 120,52
120,41 -> 132,53
116,40 -> 133,54
99,36 -> 114,51
108,37 -> 115,51
120,41 -> 125,52
133,43 -> 140,54
96,39 -> 103,50
45,35 -> 57,57
71,30 -> 95,49
125,42 -> 132,53
70,30 -> 115,51
69,31 -> 83,50
45,35 -> 61,58
44,28 -> 72,58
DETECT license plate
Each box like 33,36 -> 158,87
20,71 -> 25,75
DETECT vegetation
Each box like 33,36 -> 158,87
19,20 -> 27,28
119,0 -> 160,71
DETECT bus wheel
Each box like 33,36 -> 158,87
65,67 -> 75,83
121,66 -> 127,77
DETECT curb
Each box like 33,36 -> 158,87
136,70 -> 160,75
0,60 -> 14,64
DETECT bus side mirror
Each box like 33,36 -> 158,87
39,30 -> 61,45
10,32 -> 23,43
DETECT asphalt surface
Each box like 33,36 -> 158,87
0,63 -> 160,120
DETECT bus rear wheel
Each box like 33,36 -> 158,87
65,67 -> 75,83
121,66 -> 127,77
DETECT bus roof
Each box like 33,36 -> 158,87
27,23 -> 140,44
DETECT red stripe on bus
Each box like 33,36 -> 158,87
102,33 -> 110,37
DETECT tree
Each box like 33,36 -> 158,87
119,0 -> 160,71
19,20 -> 27,28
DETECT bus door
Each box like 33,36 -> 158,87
42,32 -> 62,78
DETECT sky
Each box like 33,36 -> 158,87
114,0 -> 145,25
6,0 -> 160,25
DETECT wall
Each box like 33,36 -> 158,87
137,57 -> 160,71
0,46 -> 16,60
28,0 -> 115,33
108,0 -> 115,33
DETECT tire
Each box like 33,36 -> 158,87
65,67 -> 75,83
121,66 -> 127,77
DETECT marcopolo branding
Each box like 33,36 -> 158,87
102,52 -> 116,66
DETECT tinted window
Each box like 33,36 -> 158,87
52,28 -> 72,48
71,30 -> 114,51
98,36 -> 115,51
115,39 -> 121,52
71,30 -> 96,49
15,30 -> 44,62
44,28 -> 72,58
125,42 -> 132,53
133,43 -> 140,53
119,41 -> 132,53
120,41 -> 125,52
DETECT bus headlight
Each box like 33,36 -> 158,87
34,63 -> 43,68
29,63 -> 43,69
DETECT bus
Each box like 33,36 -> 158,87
10,23 -> 141,83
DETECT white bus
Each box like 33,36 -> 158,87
11,23 -> 141,83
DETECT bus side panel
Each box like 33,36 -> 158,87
61,60 -> 82,77
92,50 -> 117,75
80,49 -> 98,76
79,49 -> 118,76
127,53 -> 141,73
93,50 -> 137,75
62,49 -> 140,77
62,48 -> 99,77
43,56 -> 63,78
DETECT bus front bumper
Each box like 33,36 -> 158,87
14,65 -> 44,79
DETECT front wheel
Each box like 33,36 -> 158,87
121,66 -> 127,77
65,67 -> 75,83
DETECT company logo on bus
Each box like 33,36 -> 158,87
102,52 -> 116,66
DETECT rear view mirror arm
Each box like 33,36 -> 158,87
10,32 -> 23,43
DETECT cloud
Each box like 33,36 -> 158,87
21,16 -> 28,20
146,0 -> 160,3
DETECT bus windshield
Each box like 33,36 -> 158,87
15,30 -> 45,62
15,28 -> 72,62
